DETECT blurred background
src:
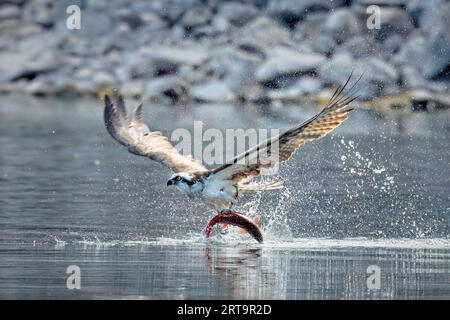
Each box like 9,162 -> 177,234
0,0 -> 449,112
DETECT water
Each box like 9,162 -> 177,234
0,94 -> 449,299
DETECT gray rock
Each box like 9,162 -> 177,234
180,7 -> 212,30
304,34 -> 336,56
267,77 -> 322,101
145,76 -> 188,102
407,0 -> 447,30
125,45 -> 210,80
190,80 -> 235,102
0,4 -> 21,21
354,0 -> 408,6
218,2 -> 259,26
319,52 -> 399,98
91,71 -> 116,87
371,7 -> 414,41
236,16 -> 291,52
78,10 -> 114,37
399,65 -> 429,90
203,46 -> 262,94
421,22 -> 450,78
0,34 -> 61,82
394,6 -> 450,79
146,46 -> 210,66
255,47 -> 326,87
293,12 -> 327,41
325,8 -> 363,44
336,35 -> 381,59
22,0 -> 57,28
381,34 -> 403,60
267,0 -> 344,28
148,0 -> 203,25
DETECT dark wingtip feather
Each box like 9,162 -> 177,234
115,95 -> 128,121
104,94 -> 111,103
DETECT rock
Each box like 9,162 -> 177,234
371,7 -> 414,41
143,45 -> 210,66
293,12 -> 327,41
304,34 -> 336,56
236,16 -> 291,52
354,0 -> 408,6
255,47 -> 326,87
190,80 -> 235,102
91,71 -> 116,87
324,8 -> 363,44
125,45 -> 210,80
319,52 -> 399,98
394,5 -> 450,79
148,0 -> 203,25
120,81 -> 145,97
0,4 -> 21,21
180,7 -> 212,30
78,10 -> 114,37
336,35 -> 381,59
218,2 -> 259,26
407,0 -> 447,30
269,76 -> 322,100
114,8 -> 145,30
145,76 -> 188,102
0,34 -> 61,82
399,65 -> 429,90
381,34 -> 404,60
202,46 -> 261,94
22,0 -> 57,28
267,0 -> 344,28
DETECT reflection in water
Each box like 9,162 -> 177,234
0,95 -> 449,299
3,243 -> 447,299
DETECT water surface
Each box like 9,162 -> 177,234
0,95 -> 449,299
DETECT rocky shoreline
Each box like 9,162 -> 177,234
1,0 -> 450,113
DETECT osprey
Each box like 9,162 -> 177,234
103,74 -> 360,242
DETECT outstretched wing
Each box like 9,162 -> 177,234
104,95 -> 207,173
210,73 -> 360,185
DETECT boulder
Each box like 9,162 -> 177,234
370,7 -> 414,41
190,80 -> 235,102
407,0 -> 447,30
267,0 -> 344,28
268,76 -> 322,100
394,6 -> 450,79
22,0 -> 57,28
336,35 -> 381,59
0,4 -> 21,21
255,47 -> 326,87
218,2 -> 259,26
236,16 -> 291,52
203,46 -> 261,94
324,8 -> 363,44
145,76 -> 188,102
0,34 -> 61,82
319,52 -> 399,98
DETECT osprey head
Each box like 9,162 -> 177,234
167,172 -> 199,193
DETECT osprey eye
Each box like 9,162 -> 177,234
176,176 -> 181,181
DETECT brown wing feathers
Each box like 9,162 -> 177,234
211,73 -> 360,184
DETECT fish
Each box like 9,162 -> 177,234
204,211 -> 263,243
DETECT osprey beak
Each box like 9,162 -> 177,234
167,179 -> 174,186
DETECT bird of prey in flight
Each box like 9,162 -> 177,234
103,74 -> 360,242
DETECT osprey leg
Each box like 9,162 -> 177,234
203,210 -> 263,243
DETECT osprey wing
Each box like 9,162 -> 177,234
104,95 -> 207,174
210,73 -> 360,185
